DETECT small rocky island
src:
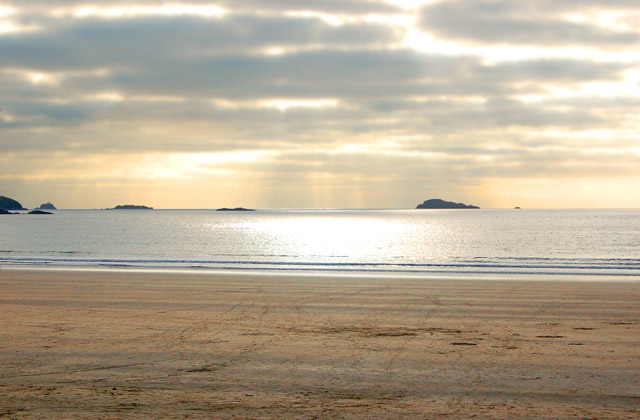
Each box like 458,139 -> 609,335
0,195 -> 27,211
109,205 -> 153,210
0,196 -> 54,214
216,207 -> 255,212
416,199 -> 480,209
37,202 -> 57,210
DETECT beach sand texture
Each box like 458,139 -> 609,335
1,269 -> 639,419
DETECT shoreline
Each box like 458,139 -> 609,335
1,269 -> 639,419
2,264 -> 640,283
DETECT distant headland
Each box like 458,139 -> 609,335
108,205 -> 153,210
416,199 -> 480,209
216,207 -> 255,212
0,195 -> 27,210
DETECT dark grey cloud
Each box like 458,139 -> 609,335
419,0 -> 640,47
475,59 -> 629,82
438,96 -> 604,129
100,50 -> 471,99
0,14 -> 402,71
6,0 -> 401,14
7,51 -> 622,104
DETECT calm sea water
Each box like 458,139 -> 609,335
1,209 -> 639,277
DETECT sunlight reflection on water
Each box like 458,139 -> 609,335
1,209 -> 639,276
242,215 -> 416,260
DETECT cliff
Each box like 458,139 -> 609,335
0,196 -> 27,210
416,199 -> 480,209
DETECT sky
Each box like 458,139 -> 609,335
0,0 -> 639,209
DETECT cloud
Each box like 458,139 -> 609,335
6,0 -> 401,14
4,51 -> 627,110
1,0 -> 639,208
0,14 -> 403,70
418,0 -> 640,47
217,0 -> 402,14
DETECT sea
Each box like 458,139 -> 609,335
1,209 -> 639,279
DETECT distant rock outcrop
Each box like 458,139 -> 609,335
0,209 -> 18,215
109,205 -> 153,210
28,210 -> 53,215
37,202 -> 57,210
416,199 -> 480,209
216,207 -> 255,212
0,196 -> 27,210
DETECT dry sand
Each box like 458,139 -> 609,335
0,268 -> 639,419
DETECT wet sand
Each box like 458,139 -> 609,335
1,268 -> 639,419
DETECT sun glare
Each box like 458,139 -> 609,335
0,22 -> 14,33
578,80 -> 640,98
0,13 -> 39,35
385,0 -> 436,10
258,99 -> 339,111
72,4 -> 226,18
246,216 -> 414,260
0,6 -> 14,17
183,151 -> 273,165
27,72 -> 58,85
86,92 -> 124,102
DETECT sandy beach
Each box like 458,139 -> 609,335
0,269 -> 638,419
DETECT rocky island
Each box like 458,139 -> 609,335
28,210 -> 53,215
216,207 -> 255,212
0,195 -> 27,211
109,205 -> 153,210
37,202 -> 57,210
416,199 -> 480,209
